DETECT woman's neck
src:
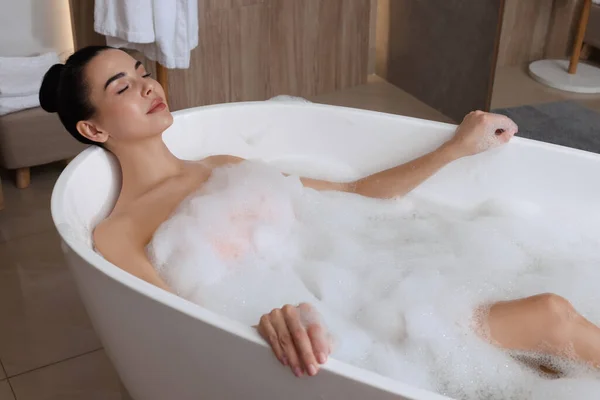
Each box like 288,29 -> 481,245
112,137 -> 187,202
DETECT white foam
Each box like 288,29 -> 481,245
147,160 -> 600,399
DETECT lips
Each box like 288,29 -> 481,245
147,98 -> 166,114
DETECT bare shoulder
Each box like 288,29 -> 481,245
93,216 -> 171,291
93,162 -> 212,253
93,213 -> 142,259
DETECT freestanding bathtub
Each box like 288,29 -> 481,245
51,100 -> 600,400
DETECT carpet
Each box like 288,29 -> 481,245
492,101 -> 600,154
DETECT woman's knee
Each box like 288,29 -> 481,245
533,293 -> 577,346
534,293 -> 575,318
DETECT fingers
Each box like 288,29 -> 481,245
306,323 -> 330,364
258,303 -> 331,378
298,303 -> 330,364
270,308 -> 305,377
297,302 -> 320,326
488,114 -> 518,144
258,315 -> 287,366
283,305 -> 320,376
484,113 -> 518,132
497,128 -> 516,144
469,112 -> 517,146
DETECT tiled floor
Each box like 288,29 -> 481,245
1,69 -> 600,399
491,63 -> 600,113
0,381 -> 14,400
8,350 -> 121,400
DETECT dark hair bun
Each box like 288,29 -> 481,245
39,64 -> 64,113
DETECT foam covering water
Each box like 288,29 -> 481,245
147,161 -> 600,400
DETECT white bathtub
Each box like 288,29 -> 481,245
51,101 -> 600,400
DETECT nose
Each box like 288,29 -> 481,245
142,79 -> 154,97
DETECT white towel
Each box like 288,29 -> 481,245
0,52 -> 60,97
94,0 -> 199,69
0,94 -> 40,116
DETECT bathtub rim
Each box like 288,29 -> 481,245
170,99 -> 600,163
50,100 -> 600,400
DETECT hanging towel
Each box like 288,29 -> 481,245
0,52 -> 60,97
0,94 -> 40,116
94,0 -> 199,69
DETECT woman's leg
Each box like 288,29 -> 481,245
482,293 -> 600,368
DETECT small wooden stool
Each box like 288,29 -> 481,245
0,107 -> 87,191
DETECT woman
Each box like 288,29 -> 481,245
41,45 -> 600,379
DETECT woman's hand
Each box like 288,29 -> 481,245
257,303 -> 332,377
444,111 -> 518,159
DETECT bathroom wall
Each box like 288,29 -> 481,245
373,0 -> 587,121
0,0 -> 74,57
166,0 -> 371,110
70,0 -> 372,111
375,0 -> 586,72
497,0 -> 586,66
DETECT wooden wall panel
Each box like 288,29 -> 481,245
241,0 -> 371,101
267,0 -> 322,98
70,0 -> 371,111
229,4 -> 270,102
316,0 -> 344,94
168,2 -> 232,110
546,0 -> 586,59
586,4 -> 600,49
337,0 -> 371,89
368,0 -> 378,74
497,0 -> 553,66
496,0 -> 586,66
375,0 -> 390,79
68,0 -> 106,49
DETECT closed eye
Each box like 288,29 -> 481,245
116,72 -> 149,94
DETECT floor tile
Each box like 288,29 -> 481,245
0,381 -> 14,400
579,97 -> 600,114
310,75 -> 454,124
491,64 -> 600,112
10,350 -> 122,400
0,163 -> 64,243
0,230 -> 101,376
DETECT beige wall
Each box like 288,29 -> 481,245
0,0 -> 74,57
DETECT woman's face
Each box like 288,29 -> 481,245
79,49 -> 173,146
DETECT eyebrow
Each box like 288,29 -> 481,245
104,61 -> 143,90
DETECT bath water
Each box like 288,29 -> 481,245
147,160 -> 600,400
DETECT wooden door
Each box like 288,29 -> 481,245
377,0 -> 506,122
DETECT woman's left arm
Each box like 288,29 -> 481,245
302,111 -> 518,199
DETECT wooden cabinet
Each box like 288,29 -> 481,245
375,0 -> 587,122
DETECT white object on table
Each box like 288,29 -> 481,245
0,93 -> 39,116
0,52 -> 60,97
